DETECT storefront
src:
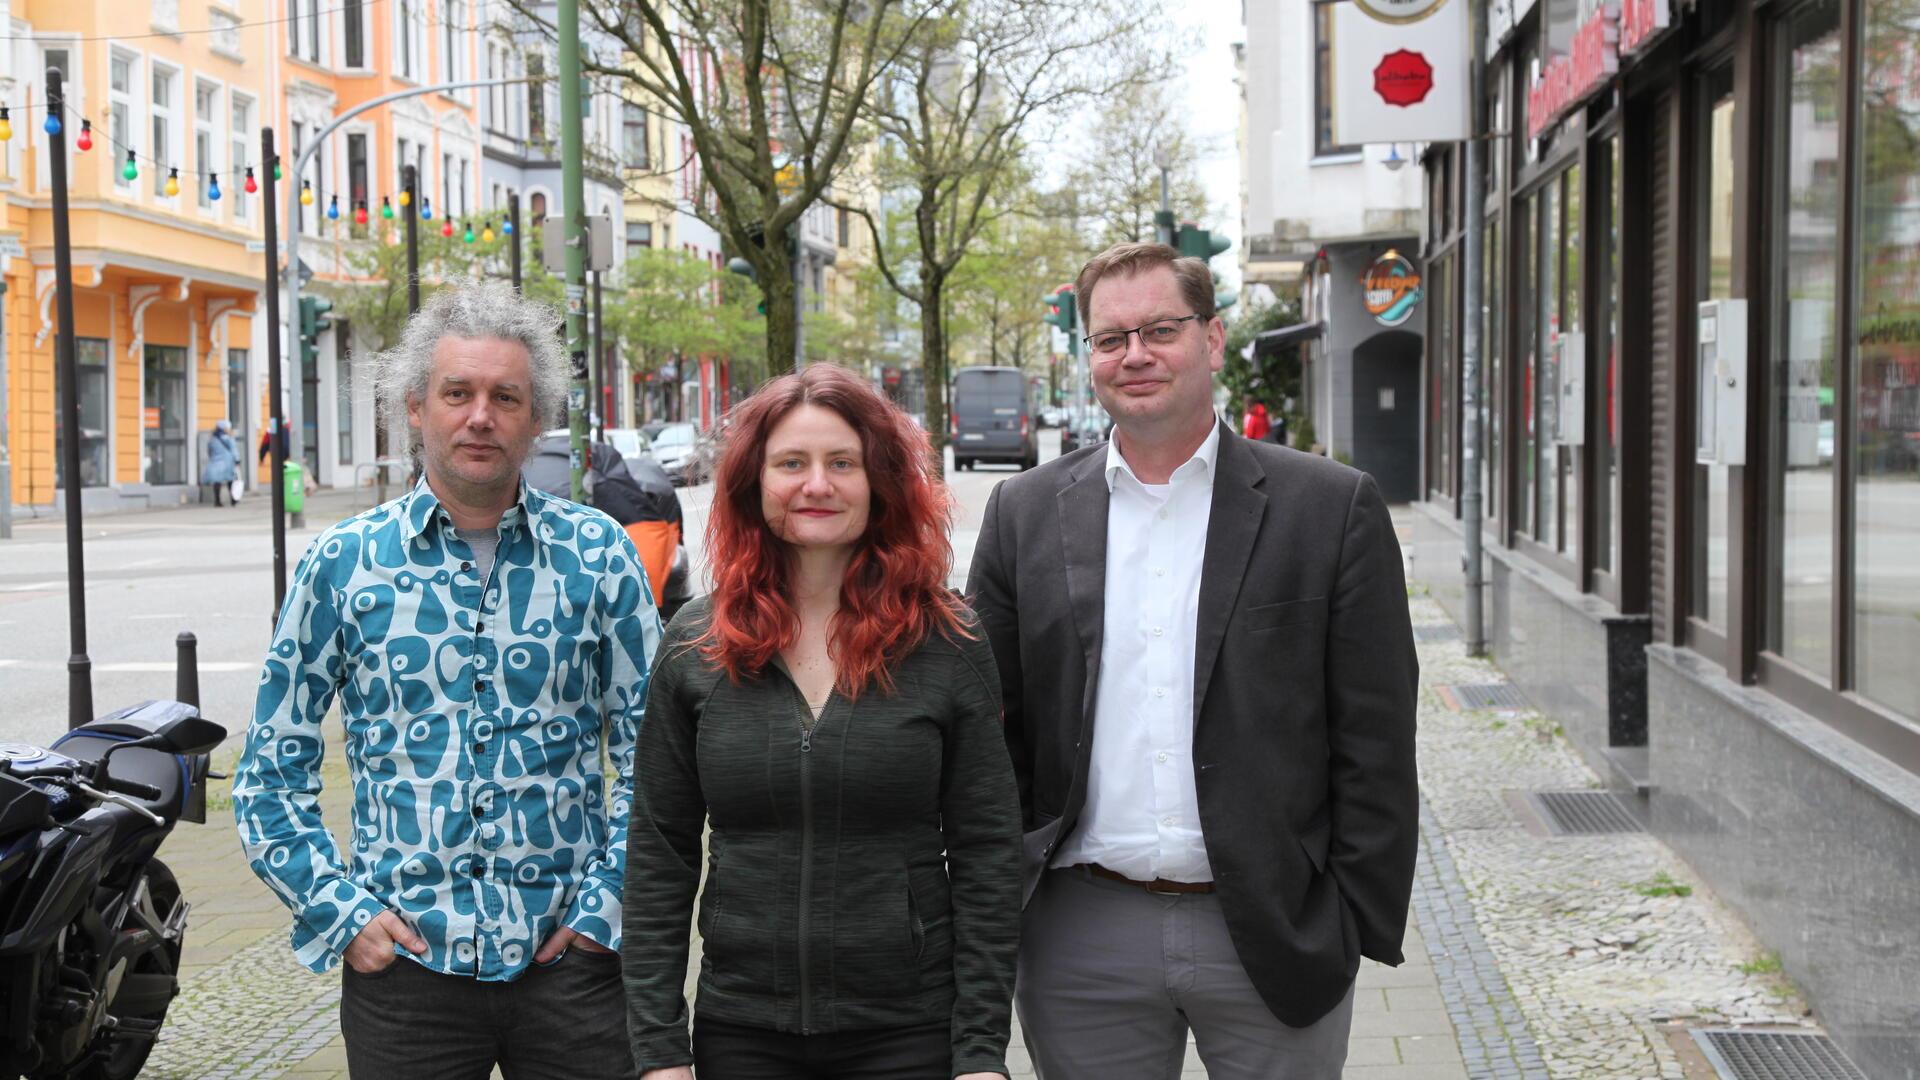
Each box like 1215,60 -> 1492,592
1414,0 -> 1920,1071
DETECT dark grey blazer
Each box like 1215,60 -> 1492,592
965,421 -> 1419,1029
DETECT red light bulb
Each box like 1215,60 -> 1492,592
354,202 -> 369,226
76,120 -> 93,152
244,167 -> 258,194
442,220 -> 454,238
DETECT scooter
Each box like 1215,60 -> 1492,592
0,701 -> 226,1080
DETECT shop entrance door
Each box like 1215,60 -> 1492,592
1353,330 -> 1423,502
143,345 -> 189,486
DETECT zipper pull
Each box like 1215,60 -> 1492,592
800,730 -> 812,753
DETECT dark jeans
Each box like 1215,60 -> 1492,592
339,950 -> 635,1079
692,1014 -> 950,1080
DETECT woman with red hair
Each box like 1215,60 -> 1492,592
622,364 -> 1022,1080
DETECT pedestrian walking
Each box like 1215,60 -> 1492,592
623,364 -> 1022,1080
1240,396 -> 1270,442
232,280 -> 660,1079
202,418 -> 240,506
966,241 -> 1420,1080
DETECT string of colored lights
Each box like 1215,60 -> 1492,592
0,87 -> 514,243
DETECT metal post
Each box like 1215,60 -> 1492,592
174,631 -> 200,708
509,193 -> 522,293
405,164 -> 421,315
262,128 -> 289,620
591,269 -> 604,440
1462,0 -> 1487,655
50,70 -> 93,729
1,280 -> 12,540
560,0 -> 590,500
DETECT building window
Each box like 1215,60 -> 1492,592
1312,5 -> 1358,158
396,0 -> 421,79
347,132 -> 369,237
458,157 -> 470,216
194,80 -> 218,211
527,52 -> 546,139
1560,163 -> 1583,559
338,355 -> 356,466
838,206 -> 851,247
1535,179 -> 1560,544
441,151 -> 452,217
485,44 -> 497,129
143,345 -> 189,486
1518,192 -> 1537,535
1692,66 -> 1737,631
1852,0 -> 1920,720
442,0 -> 464,84
287,0 -> 322,64
1485,213 -> 1503,523
228,348 -> 249,435
231,93 -> 255,224
530,191 -> 547,225
56,339 -> 111,490
1597,138 -> 1621,575
1767,0 -> 1843,680
344,0 -> 366,67
151,64 -> 178,201
110,51 -> 136,192
624,102 -> 651,168
626,220 -> 652,257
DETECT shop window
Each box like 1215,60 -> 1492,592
1536,179 -> 1560,545
338,354 -> 355,467
56,338 -> 111,489
1485,214 -> 1503,522
143,345 -> 189,486
1312,6 -> 1358,158
1598,138 -> 1621,576
1853,0 -> 1920,720
1767,0 -> 1843,680
1692,66 -> 1737,632
227,349 -> 248,433
1519,194 -> 1538,535
1562,164 -> 1583,560
1430,252 -> 1454,499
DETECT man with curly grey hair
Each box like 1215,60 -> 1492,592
234,280 -> 656,1078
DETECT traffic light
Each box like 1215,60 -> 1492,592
1174,223 -> 1238,314
298,296 -> 333,375
1042,284 -> 1076,336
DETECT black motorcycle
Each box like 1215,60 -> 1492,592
0,701 -> 226,1080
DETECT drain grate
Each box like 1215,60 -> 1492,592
1692,1030 -> 1868,1080
1529,790 -> 1644,835
1413,623 -> 1462,642
1442,683 -> 1530,710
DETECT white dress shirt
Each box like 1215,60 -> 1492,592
1052,424 -> 1220,883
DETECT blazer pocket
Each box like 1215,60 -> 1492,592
1242,596 -> 1328,633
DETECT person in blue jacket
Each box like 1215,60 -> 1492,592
203,418 -> 240,506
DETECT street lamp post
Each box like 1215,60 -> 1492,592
404,163 -> 421,315
48,68 -> 93,728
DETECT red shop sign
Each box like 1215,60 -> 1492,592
1374,49 -> 1435,108
1620,0 -> 1671,56
1528,6 -> 1620,140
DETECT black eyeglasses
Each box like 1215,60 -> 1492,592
1082,314 -> 1203,356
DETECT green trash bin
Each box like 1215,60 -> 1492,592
282,460 -> 306,514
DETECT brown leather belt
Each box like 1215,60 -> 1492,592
1087,864 -> 1215,894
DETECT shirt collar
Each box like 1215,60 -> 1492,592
1104,420 -> 1221,493
400,476 -> 539,542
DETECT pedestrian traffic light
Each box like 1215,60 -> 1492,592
299,296 -> 334,344
1174,223 -> 1238,313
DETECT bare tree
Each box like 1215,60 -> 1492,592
831,0 -> 1173,453
509,0 -> 945,372
1070,79 -> 1212,248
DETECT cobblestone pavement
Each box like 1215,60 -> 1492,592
129,515 -> 1832,1079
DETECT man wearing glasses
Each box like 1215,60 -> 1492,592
967,242 -> 1418,1078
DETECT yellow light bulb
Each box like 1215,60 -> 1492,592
300,186 -> 314,206
398,189 -> 411,207
482,226 -> 495,243
0,119 -> 12,143
164,175 -> 179,197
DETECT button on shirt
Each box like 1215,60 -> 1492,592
1053,424 -> 1220,882
234,480 -> 662,980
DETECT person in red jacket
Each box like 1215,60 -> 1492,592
1241,397 -> 1271,441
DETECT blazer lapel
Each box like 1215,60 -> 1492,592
1193,426 -> 1268,723
1056,454 -> 1111,697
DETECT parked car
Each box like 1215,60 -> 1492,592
605,426 -> 655,463
1059,410 -> 1111,456
650,422 -> 712,486
640,419 -> 671,442
1040,405 -> 1065,429
951,365 -> 1037,471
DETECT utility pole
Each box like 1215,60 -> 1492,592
49,69 -> 92,728
262,129 -> 289,618
404,164 -> 421,315
1461,0 -> 1488,655
559,0 -> 590,499
591,269 -> 603,440
509,192 -> 523,293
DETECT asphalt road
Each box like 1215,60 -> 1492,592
0,429 -> 1061,750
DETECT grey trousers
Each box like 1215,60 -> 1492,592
339,949 -> 637,1079
1016,867 -> 1355,1080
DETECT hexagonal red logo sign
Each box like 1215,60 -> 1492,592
1374,49 -> 1435,108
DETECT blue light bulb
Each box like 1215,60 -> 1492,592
43,114 -> 61,136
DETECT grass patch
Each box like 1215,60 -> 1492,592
1740,951 -> 1783,976
1489,719 -> 1506,730
1634,871 -> 1693,899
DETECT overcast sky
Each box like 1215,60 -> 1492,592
1179,0 -> 1247,290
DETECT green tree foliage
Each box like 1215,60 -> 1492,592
1068,80 -> 1212,249
1220,294 -> 1307,442
609,247 -> 766,387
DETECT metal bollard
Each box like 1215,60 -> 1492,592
175,631 -> 200,709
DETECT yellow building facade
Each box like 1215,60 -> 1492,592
3,0 -> 272,512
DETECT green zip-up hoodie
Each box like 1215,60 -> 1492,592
622,597 -> 1023,1076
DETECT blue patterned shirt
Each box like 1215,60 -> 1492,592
234,480 -> 661,980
